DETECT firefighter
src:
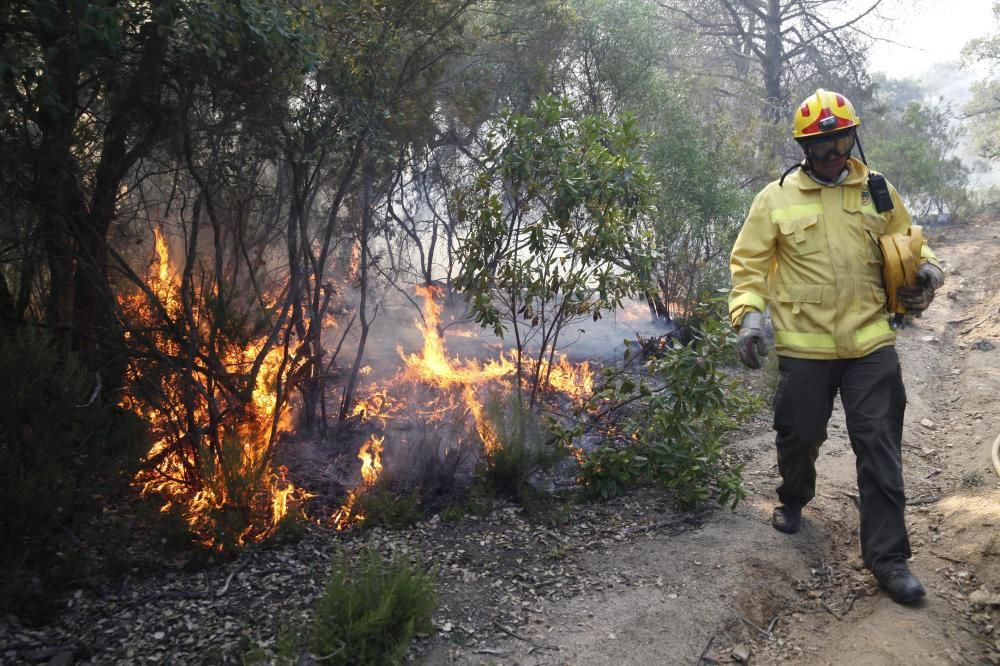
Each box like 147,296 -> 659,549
729,89 -> 945,605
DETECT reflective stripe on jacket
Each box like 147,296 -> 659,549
729,157 -> 940,360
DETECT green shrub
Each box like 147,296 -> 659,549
573,312 -> 761,509
438,502 -> 465,523
355,488 -> 424,529
577,445 -> 648,500
311,550 -> 436,666
0,330 -> 147,621
477,392 -> 567,504
961,471 -> 984,488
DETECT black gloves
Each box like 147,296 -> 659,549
737,310 -> 768,369
897,264 -> 945,314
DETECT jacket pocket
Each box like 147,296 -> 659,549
775,215 -> 824,256
871,283 -> 888,310
775,283 -> 824,314
863,228 -> 884,266
860,215 -> 887,236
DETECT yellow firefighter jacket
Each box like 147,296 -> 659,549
729,157 -> 940,360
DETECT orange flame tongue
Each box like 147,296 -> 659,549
401,284 -> 513,388
358,436 -> 384,486
331,436 -> 384,531
537,355 -> 593,402
154,228 -> 170,285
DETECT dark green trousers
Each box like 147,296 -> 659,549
772,345 -> 911,575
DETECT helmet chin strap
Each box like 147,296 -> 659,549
779,161 -> 804,187
854,130 -> 870,166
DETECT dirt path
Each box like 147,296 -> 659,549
423,219 -> 1000,665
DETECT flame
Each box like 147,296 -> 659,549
445,327 -> 478,338
466,387 -> 501,455
358,436 -> 384,486
336,285 -> 595,530
399,284 -> 513,388
331,489 -> 361,530
122,226 -> 305,550
533,355 -> 593,403
149,227 -> 179,315
398,284 -> 515,454
350,390 -> 397,426
154,228 -> 170,285
347,240 -> 362,282
331,436 -> 384,530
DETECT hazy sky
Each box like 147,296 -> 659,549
868,0 -> 997,79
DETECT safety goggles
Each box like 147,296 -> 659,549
803,133 -> 855,160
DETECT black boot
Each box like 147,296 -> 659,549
876,566 -> 926,604
771,505 -> 802,534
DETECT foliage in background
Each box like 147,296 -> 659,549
640,86 -> 749,319
566,0 -> 749,321
309,550 -> 436,666
963,1 -> 1000,163
0,332 -> 146,622
864,79 -> 971,219
565,312 -> 761,509
964,79 -> 1000,164
456,95 -> 657,407
658,0 -> 876,184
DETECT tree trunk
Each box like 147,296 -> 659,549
763,0 -> 784,120
339,152 -> 375,423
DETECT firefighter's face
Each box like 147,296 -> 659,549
803,132 -> 853,180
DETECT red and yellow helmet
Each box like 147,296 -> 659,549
793,89 -> 860,139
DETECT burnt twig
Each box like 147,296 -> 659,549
697,635 -> 717,664
931,550 -> 966,564
217,550 -> 256,597
739,615 -> 774,640
494,622 -> 558,651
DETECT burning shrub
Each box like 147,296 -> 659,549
0,331 -> 146,621
186,432 -> 299,552
309,550 -> 436,666
572,313 -> 761,509
120,228 -> 306,551
357,430 -> 477,528
332,282 -> 590,529
478,392 -> 568,504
